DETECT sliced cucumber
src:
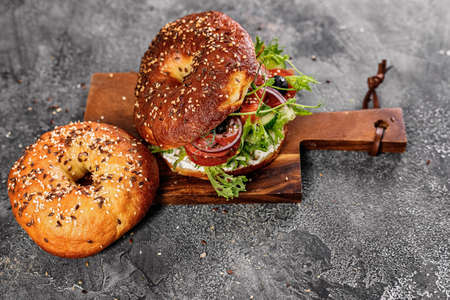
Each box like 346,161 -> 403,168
260,112 -> 277,128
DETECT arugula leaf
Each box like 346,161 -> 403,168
271,105 -> 297,144
255,36 -> 289,69
226,114 -> 275,168
237,117 -> 253,153
290,104 -> 313,116
254,37 -> 318,91
285,75 -> 318,92
255,36 -> 265,58
204,166 -> 247,199
149,145 -> 172,154
172,147 -> 186,169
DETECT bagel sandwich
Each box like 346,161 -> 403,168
135,11 -> 319,199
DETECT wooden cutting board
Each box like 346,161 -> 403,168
84,72 -> 407,204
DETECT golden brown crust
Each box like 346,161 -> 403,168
134,11 -> 258,149
163,128 -> 287,180
7,122 -> 159,258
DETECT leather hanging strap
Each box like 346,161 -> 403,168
362,59 -> 392,109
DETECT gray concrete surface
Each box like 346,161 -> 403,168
0,0 -> 449,299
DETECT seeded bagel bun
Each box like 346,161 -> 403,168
7,122 -> 159,258
134,11 -> 258,149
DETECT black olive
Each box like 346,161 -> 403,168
215,118 -> 230,134
273,75 -> 289,95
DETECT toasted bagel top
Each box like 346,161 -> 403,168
134,11 -> 258,149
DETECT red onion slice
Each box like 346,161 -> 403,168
264,86 -> 287,107
192,117 -> 243,153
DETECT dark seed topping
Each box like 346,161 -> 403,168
98,199 -> 104,208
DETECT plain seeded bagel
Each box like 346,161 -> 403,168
7,122 -> 159,258
134,11 -> 258,149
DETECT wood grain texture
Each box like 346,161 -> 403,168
84,72 -> 407,204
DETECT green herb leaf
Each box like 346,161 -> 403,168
149,145 -> 172,154
204,166 -> 248,199
285,75 -> 318,92
255,36 -> 289,69
172,147 -> 186,169
255,36 -> 265,58
290,105 -> 313,116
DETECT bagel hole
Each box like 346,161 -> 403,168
76,171 -> 93,186
161,54 -> 194,82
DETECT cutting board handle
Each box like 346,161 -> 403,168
284,108 -> 407,154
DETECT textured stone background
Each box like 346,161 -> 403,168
1,0 -> 449,299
